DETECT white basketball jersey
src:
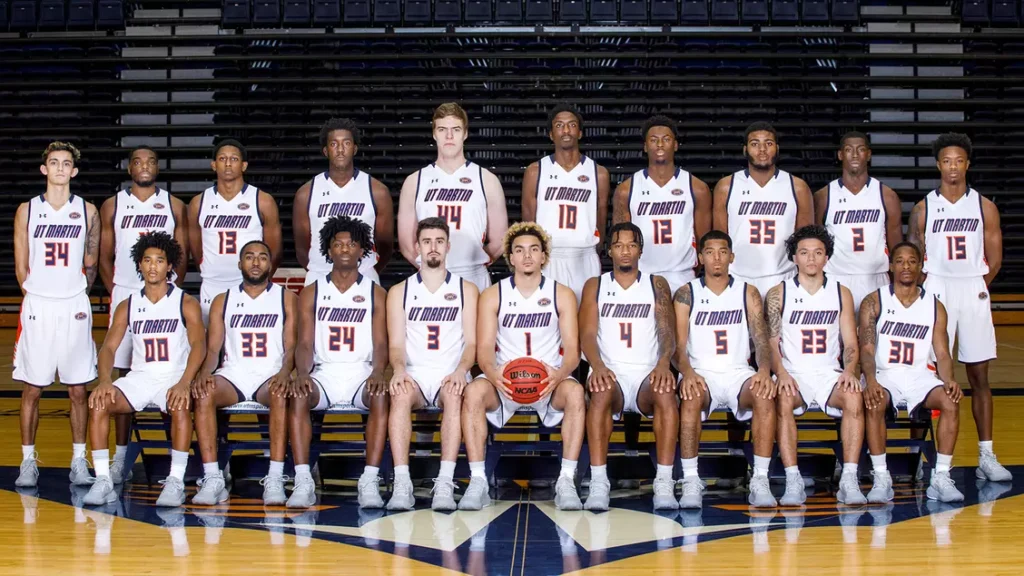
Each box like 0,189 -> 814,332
113,189 -> 177,289
535,156 -> 600,249
686,276 -> 750,372
727,169 -> 798,278
597,271 -> 658,369
779,276 -> 843,372
198,184 -> 264,284
923,188 -> 989,278
127,284 -> 191,376
306,170 -> 378,279
628,167 -> 697,276
403,271 -> 465,374
875,285 -> 936,373
415,162 -> 489,269
220,282 -> 286,376
23,194 -> 88,299
312,274 -> 375,367
823,178 -> 889,275
495,276 -> 563,367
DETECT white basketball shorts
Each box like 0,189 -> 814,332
310,362 -> 373,410
655,269 -> 697,300
788,369 -> 843,418
924,274 -> 997,364
115,369 -> 183,412
688,367 -> 756,422
449,264 -> 491,294
200,279 -> 236,326
480,375 -> 574,428
216,364 -> 278,402
589,363 -> 658,420
13,292 -> 97,387
876,369 -> 944,419
545,247 -> 601,303
304,265 -> 379,287
110,284 -> 136,370
407,366 -> 472,408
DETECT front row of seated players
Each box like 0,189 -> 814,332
84,217 -> 968,510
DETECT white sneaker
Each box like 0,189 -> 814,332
109,458 -> 133,485
584,478 -> 611,511
678,477 -> 705,509
976,452 -> 1013,482
652,477 -> 679,510
837,472 -> 867,505
747,476 -> 777,508
430,478 -> 457,511
155,477 -> 186,507
260,475 -> 288,505
192,474 -> 229,505
82,476 -> 117,506
458,476 -> 491,510
866,470 -> 894,504
69,457 -> 94,486
555,476 -> 582,511
15,455 -> 39,488
780,474 -> 806,506
357,475 -> 384,509
287,475 -> 317,508
386,476 -> 415,511
926,470 -> 964,503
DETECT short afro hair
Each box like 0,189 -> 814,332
745,121 -> 777,143
213,139 -> 247,162
786,225 -> 835,261
839,131 -> 869,148
129,145 -> 158,161
131,231 -> 181,281
547,104 -> 583,131
239,239 -> 272,259
319,215 -> 374,262
608,222 -> 644,254
642,115 -> 677,140
931,132 -> 972,160
503,222 -> 552,268
319,117 -> 361,149
889,241 -> 923,263
698,230 -> 733,251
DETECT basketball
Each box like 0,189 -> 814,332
503,357 -> 549,404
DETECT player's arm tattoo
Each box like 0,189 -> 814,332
85,205 -> 100,289
907,201 -> 925,251
858,292 -> 880,379
746,285 -> 771,372
673,283 -> 692,306
612,181 -> 631,224
653,276 -> 676,366
764,285 -> 783,339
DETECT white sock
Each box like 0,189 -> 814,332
469,461 -> 486,479
560,458 -> 577,480
656,464 -> 673,481
753,456 -> 771,478
935,453 -> 953,475
93,449 -> 110,478
294,464 -> 312,480
590,464 -> 608,484
169,450 -> 189,481
979,440 -> 994,456
842,463 -> 858,477
871,453 -> 887,472
268,460 -> 284,478
113,445 -> 127,462
72,443 -> 87,460
394,465 -> 410,480
785,465 -> 801,479
362,465 -> 379,479
22,445 -> 35,460
203,462 -> 220,478
681,457 -> 699,479
438,460 -> 456,481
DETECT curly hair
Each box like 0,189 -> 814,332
642,115 -> 677,140
548,104 -> 583,132
319,117 -> 361,149
608,221 -> 644,254
931,132 -> 972,160
503,222 -> 552,267
786,225 -> 835,261
319,215 -> 374,262
889,241 -> 922,263
131,231 -> 181,280
41,141 -> 81,165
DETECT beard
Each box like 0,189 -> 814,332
243,270 -> 270,285
746,151 -> 775,171
425,256 -> 442,269
616,264 -> 635,273
133,176 -> 156,188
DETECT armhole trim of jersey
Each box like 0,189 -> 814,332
497,280 -> 503,319
197,189 -> 206,223
534,160 -> 544,209
823,180 -> 832,226
977,189 -> 986,232
789,171 -> 797,204
25,198 -> 32,239
255,187 -> 266,227
741,282 -> 749,335
874,288 -> 883,327
313,281 -> 319,327
307,174 -> 318,220
81,197 -> 89,263
367,173 -> 378,216
479,165 -> 487,211
179,288 -> 186,325
933,294 -> 939,329
553,280 -> 559,318
460,278 -> 465,309
780,281 -> 787,319
370,280 -> 376,312
126,294 -> 132,331
922,194 -> 930,244
725,173 -> 736,213
112,194 -> 119,235
837,281 -> 843,315
279,284 -> 286,330
596,273 -> 603,302
688,281 -> 697,315
413,169 -> 423,202
402,279 -> 409,310
167,191 -> 179,230
222,289 -> 230,324
649,273 -> 657,299
627,174 -> 636,211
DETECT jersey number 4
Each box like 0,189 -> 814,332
888,340 -> 915,366
749,220 -> 776,245
144,338 -> 169,362
44,242 -> 69,266
329,326 -> 356,352
619,322 -> 633,348
241,332 -> 268,357
437,205 -> 463,230
218,231 -> 237,255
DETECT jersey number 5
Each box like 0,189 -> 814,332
714,330 -> 728,354
329,326 -> 356,352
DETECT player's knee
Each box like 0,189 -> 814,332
67,385 -> 88,404
169,408 -> 190,425
462,380 -> 490,408
754,394 -> 775,416
439,389 -> 462,413
841,393 -> 863,418
680,397 -> 703,418
653,390 -> 677,411
267,391 -> 287,410
561,380 -> 585,413
194,392 -> 215,414
369,391 -> 389,412
775,393 -> 798,414
289,395 -> 311,416
21,385 -> 42,404
937,397 -> 959,420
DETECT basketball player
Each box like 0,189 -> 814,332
765,225 -> 866,506
860,242 -> 965,503
294,118 -> 394,285
13,142 -> 100,488
188,139 -> 282,323
98,146 -> 189,484
289,216 -> 389,509
82,232 -> 206,507
521,105 -> 611,300
397,102 -> 509,292
713,122 -> 814,298
673,230 -> 777,508
580,222 -> 678,511
385,217 -> 479,511
191,240 -> 297,505
908,133 -> 1011,481
816,132 -> 903,309
460,223 -> 586,511
612,115 -> 712,296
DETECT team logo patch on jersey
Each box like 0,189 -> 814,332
538,298 -> 552,307
154,203 -> 166,209
353,295 -> 366,303
459,177 -> 472,184
74,312 -> 87,320
670,189 -> 684,196
980,292 -> 989,300
238,203 -> 250,210
69,212 -> 82,219
577,175 -> 590,183
444,293 -> 458,301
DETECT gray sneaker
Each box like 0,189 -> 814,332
287,476 -> 317,508
678,477 -> 705,509
15,455 -> 39,488
69,457 -> 94,486
976,452 -> 1013,482
458,476 -> 491,510
260,475 -> 288,506
747,476 -> 777,508
192,474 -> 229,506
652,477 -> 679,510
83,476 -> 118,506
555,476 -> 582,511
837,472 -> 867,505
866,470 -> 894,504
926,470 -> 964,503
430,478 -> 457,511
584,478 -> 611,511
109,458 -> 133,485
386,476 -> 415,511
155,477 -> 186,507
780,474 -> 807,506
357,475 -> 384,509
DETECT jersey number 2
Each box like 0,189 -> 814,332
329,326 -> 355,352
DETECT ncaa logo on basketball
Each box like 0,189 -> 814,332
459,177 -> 472,184
74,312 -> 87,320
353,295 -> 366,303
238,203 -> 250,210
538,298 -> 551,307
444,293 -> 458,301
578,175 -> 590,183
670,189 -> 684,196
69,212 -> 81,219
154,203 -> 165,209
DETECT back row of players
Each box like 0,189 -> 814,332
13,102 -> 1010,504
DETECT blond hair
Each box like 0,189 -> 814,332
432,102 -> 468,130
503,222 -> 552,268
41,141 -> 81,165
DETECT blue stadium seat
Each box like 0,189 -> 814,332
711,0 -> 738,22
962,0 -> 989,23
771,0 -> 797,22
38,0 -> 65,29
434,0 -> 461,22
992,0 -> 1019,24
0,1 -> 7,29
621,0 -> 647,22
589,0 -> 617,22
802,0 -> 829,22
68,0 -> 96,28
312,0 -> 341,24
741,0 -> 766,23
344,0 -> 370,22
651,0 -> 676,22
96,0 -> 122,28
559,0 -> 585,21
524,0 -> 551,21
9,0 -> 36,30
404,0 -> 429,22
372,0 -> 400,22
282,0 -> 310,23
253,0 -> 282,24
831,0 -> 858,23
465,0 -> 492,21
222,0 -> 251,26
495,0 -> 522,22
681,0 -> 708,23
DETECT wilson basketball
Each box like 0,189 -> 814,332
503,357 -> 549,404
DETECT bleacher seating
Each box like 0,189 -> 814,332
620,0 -> 646,22
465,0 -> 491,21
771,0 -> 797,22
831,0 -> 857,23
282,0 -> 311,23
9,0 -> 36,30
253,0 -> 282,24
992,0 -> 1019,25
962,0 -> 989,24
590,0 -> 617,22
741,0 -> 768,23
68,0 -> 95,28
344,0 -> 371,22
434,0 -> 460,21
681,0 -> 709,22
223,0 -> 251,26
312,0 -> 341,24
650,0 -> 677,22
559,0 -> 585,21
712,0 -> 739,23
404,0 -> 429,22
38,0 -> 65,29
802,0 -> 829,21
96,0 -> 123,28
373,0 -> 400,23
495,0 -> 521,22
